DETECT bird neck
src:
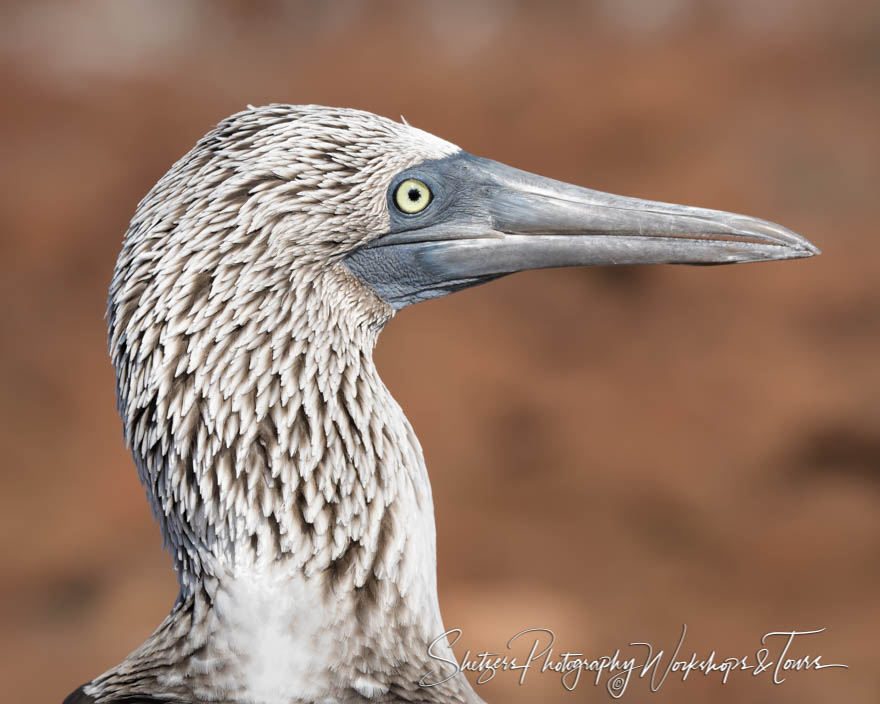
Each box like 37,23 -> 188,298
168,287 -> 439,600
105,273 -> 478,701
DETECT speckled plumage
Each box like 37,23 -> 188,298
86,105 -> 479,703
68,102 -> 817,704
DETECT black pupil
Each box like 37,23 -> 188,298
407,187 -> 421,202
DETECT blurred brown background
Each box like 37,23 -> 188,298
1,1 -> 878,702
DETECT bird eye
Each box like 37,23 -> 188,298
394,178 -> 432,214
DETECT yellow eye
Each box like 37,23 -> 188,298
394,178 -> 432,214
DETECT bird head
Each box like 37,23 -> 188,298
106,104 -> 817,582
112,103 -> 817,356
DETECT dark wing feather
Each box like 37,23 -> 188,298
62,686 -> 96,704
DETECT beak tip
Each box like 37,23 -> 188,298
751,220 -> 820,260
793,237 -> 821,259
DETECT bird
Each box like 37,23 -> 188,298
63,104 -> 818,704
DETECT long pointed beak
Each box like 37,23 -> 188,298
344,153 -> 819,309
429,186 -> 817,274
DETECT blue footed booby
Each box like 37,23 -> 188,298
63,104 -> 817,704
